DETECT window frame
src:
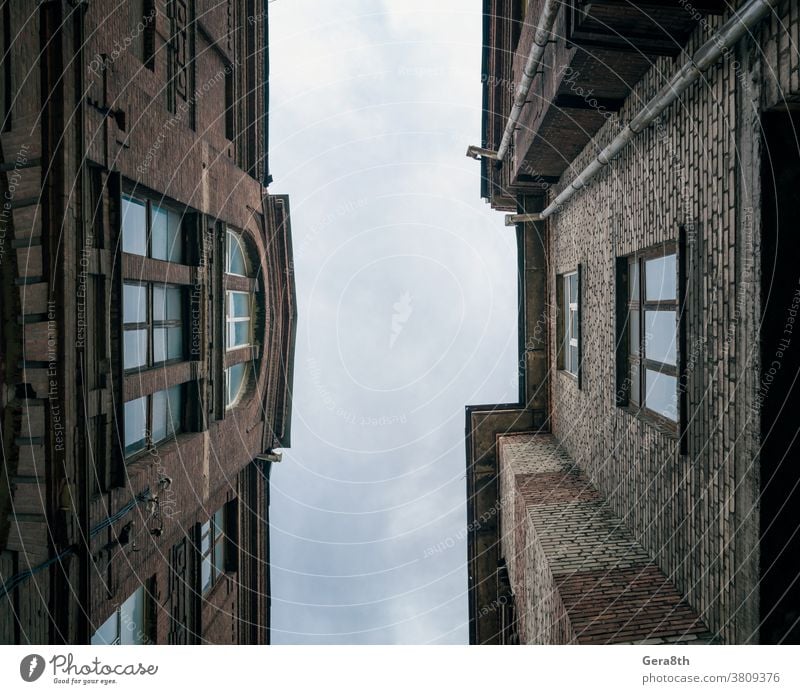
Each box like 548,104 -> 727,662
121,193 -> 184,264
225,362 -> 248,410
225,229 -> 249,277
123,384 -> 184,460
225,290 -> 252,351
200,507 -> 228,595
618,242 -> 680,430
556,265 -> 582,386
90,585 -> 152,646
123,282 -> 186,372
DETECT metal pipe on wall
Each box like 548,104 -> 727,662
466,0 -> 559,163
497,0 -> 777,226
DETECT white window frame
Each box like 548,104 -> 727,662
226,229 -> 248,277
563,271 -> 579,376
201,508 -> 227,594
226,290 -> 252,351
225,362 -> 247,409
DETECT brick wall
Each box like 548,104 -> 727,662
540,5 -> 800,643
498,434 -> 713,644
1,0 -> 292,644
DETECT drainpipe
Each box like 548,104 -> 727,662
503,0 -> 777,226
466,0 -> 559,165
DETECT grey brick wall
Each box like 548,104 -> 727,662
539,6 -> 800,643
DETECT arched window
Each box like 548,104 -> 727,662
225,362 -> 247,409
226,229 -> 248,276
223,228 -> 258,410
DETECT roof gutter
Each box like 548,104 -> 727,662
503,0 -> 776,226
466,0 -> 559,165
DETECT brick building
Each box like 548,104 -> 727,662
0,0 -> 296,644
466,0 -> 800,644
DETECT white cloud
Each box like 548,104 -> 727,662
267,0 -> 516,644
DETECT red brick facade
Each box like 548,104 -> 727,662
1,0 -> 295,645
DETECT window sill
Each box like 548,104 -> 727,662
619,404 -> 679,439
202,571 -> 237,601
557,368 -> 579,383
124,431 -> 191,469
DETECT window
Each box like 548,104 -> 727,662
225,362 -> 247,409
619,244 -> 679,424
121,195 -> 183,263
226,230 -> 248,276
130,0 -> 156,69
557,267 -> 582,382
91,585 -> 150,645
226,291 -> 251,350
123,385 -> 183,458
222,228 -> 256,412
560,271 -> 580,376
123,283 -> 185,370
201,507 -> 227,594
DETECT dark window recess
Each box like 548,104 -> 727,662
2,1 -> 11,132
225,66 -> 235,142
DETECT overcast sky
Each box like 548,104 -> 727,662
267,0 -> 518,644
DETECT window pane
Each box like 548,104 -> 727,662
234,321 -> 250,348
151,390 -> 168,444
124,397 -> 147,455
166,326 -> 183,360
226,363 -> 246,407
644,310 -> 677,365
645,253 -> 676,301
628,258 -> 639,302
122,197 -> 147,256
120,587 -> 145,646
568,345 -> 578,375
200,521 -> 211,553
154,326 -> 183,362
153,328 -> 166,363
152,385 -> 182,443
124,329 -> 148,369
645,369 -> 678,421
570,308 -> 578,342
229,292 -> 250,318
629,310 -> 639,356
214,508 -> 225,539
166,286 -> 182,319
227,231 -> 247,275
167,209 -> 182,263
123,284 -> 147,324
569,273 -> 578,304
151,205 -> 168,261
153,286 -> 164,321
227,320 -> 250,349
201,554 -> 212,593
91,610 -> 119,645
167,385 -> 182,436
